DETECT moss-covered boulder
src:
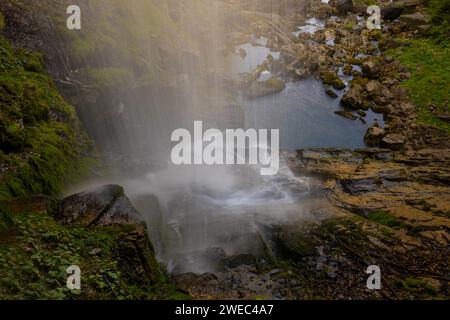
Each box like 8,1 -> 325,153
320,70 -> 346,90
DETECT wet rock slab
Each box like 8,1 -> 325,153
57,184 -> 144,227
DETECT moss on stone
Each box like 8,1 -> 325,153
85,67 -> 133,92
0,11 -> 5,32
367,210 -> 404,229
392,277 -> 438,296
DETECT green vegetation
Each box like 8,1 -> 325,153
0,198 -> 187,299
85,67 -> 133,92
386,0 -> 450,133
388,39 -> 450,133
392,277 -> 438,296
367,210 -> 404,229
0,36 -> 94,200
427,0 -> 450,45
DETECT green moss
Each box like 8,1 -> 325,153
392,277 -> 438,295
352,77 -> 369,87
354,0 -> 377,5
0,205 -> 13,234
388,39 -> 450,133
367,210 -> 404,229
0,36 -> 94,200
15,49 -> 45,73
427,0 -> 450,45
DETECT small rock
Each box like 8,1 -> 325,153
326,88 -> 338,98
89,248 -> 102,255
382,133 -> 406,150
366,80 -> 382,96
381,87 -> 394,99
333,0 -> 354,16
335,110 -> 357,120
364,126 -> 386,146
341,85 -> 366,110
357,110 -> 367,117
385,55 -> 394,63
371,104 -> 393,115
238,48 -> 247,58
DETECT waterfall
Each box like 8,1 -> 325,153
64,0 -> 320,274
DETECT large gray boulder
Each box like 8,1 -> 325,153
57,184 -> 144,227
56,184 -> 162,284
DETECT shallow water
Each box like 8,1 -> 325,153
231,38 -> 383,150
292,18 -> 325,37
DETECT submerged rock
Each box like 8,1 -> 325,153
371,103 -> 393,115
244,78 -> 286,99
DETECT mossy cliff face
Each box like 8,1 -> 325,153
0,34 -> 93,200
